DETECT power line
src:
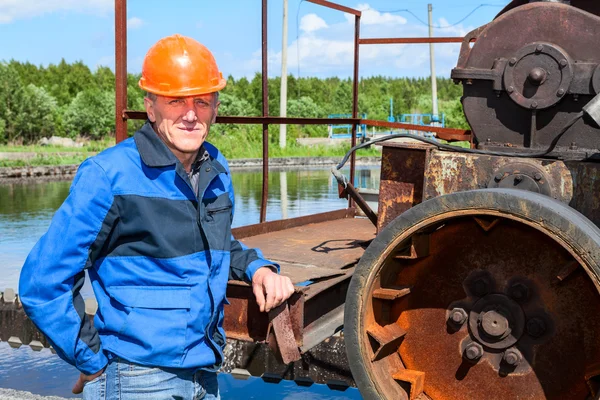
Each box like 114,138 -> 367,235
367,3 -> 506,29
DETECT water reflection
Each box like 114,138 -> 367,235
0,166 -> 378,398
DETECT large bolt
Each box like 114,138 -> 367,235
479,310 -> 510,339
449,308 -> 469,325
526,317 -> 547,338
464,342 -> 484,362
472,278 -> 489,297
503,347 -> 523,366
508,282 -> 529,302
534,172 -> 543,181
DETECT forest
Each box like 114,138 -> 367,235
0,59 -> 469,155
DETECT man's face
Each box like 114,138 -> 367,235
144,93 -> 219,158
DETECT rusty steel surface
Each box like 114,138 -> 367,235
359,37 -> 463,45
232,208 -> 355,239
240,217 -> 375,270
375,144 -> 600,232
269,303 -> 302,364
453,2 -> 600,157
115,0 -> 127,144
377,144 -> 429,232
346,189 -> 600,399
390,218 -> 600,399
306,0 -> 361,16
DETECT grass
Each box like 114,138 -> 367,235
0,139 -> 381,168
0,137 -> 114,153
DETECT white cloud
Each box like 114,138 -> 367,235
0,0 -> 112,23
226,3 -> 477,79
300,13 -> 328,33
127,17 -> 143,30
345,3 -> 407,26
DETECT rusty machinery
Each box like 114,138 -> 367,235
335,1 -> 600,399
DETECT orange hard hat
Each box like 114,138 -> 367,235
139,34 -> 226,97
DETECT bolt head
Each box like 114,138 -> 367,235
557,89 -> 565,96
531,101 -> 538,109
449,308 -> 468,325
534,173 -> 543,181
509,58 -> 517,66
503,348 -> 523,366
472,278 -> 489,297
535,44 -> 544,53
526,317 -> 547,338
464,342 -> 484,361
514,174 -> 524,184
507,86 -> 515,94
508,282 -> 529,301
560,59 -> 568,68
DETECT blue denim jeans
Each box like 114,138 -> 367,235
82,357 -> 220,400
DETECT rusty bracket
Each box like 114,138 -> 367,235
267,294 -> 303,364
331,167 -> 378,226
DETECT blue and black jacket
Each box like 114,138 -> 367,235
19,122 -> 277,375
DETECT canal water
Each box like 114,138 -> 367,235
0,165 -> 380,399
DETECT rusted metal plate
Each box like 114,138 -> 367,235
240,218 -> 375,270
277,262 -> 345,285
389,218 -> 600,399
378,145 -> 429,232
268,304 -> 301,364
232,209 -> 355,240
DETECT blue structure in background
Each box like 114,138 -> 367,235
327,113 -> 368,139
399,113 -> 446,128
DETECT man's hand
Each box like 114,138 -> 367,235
72,368 -> 105,394
252,267 -> 295,312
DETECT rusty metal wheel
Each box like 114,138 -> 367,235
345,189 -> 600,400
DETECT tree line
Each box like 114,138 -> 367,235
0,59 -> 469,145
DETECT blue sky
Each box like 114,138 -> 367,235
0,1 -> 509,78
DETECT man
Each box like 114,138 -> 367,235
19,34 -> 295,399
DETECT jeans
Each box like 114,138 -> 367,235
82,357 -> 220,400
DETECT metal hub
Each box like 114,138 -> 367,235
468,293 -> 525,350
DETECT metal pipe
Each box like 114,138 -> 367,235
359,37 -> 463,44
428,4 -> 439,122
279,0 -> 288,149
115,0 -> 127,144
261,0 -> 269,223
306,0 -> 361,15
349,14 -> 360,208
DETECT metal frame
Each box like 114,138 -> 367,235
113,0 -> 468,224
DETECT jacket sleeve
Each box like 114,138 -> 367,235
19,159 -> 115,375
226,174 -> 279,283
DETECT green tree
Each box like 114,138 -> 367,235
64,89 -> 115,139
13,84 -> 58,143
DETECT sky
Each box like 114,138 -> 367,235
0,0 -> 511,79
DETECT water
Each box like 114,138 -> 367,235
0,165 -> 380,399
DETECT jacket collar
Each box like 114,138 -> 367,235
134,121 -> 227,174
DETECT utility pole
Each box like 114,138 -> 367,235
428,3 -> 439,124
279,0 -> 288,148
